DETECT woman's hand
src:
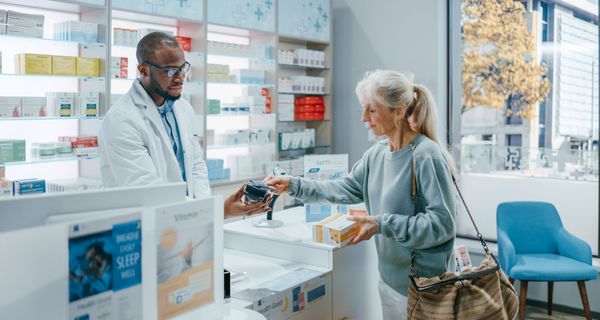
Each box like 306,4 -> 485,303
224,183 -> 272,218
347,216 -> 379,245
264,176 -> 292,194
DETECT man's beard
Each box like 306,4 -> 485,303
149,74 -> 181,101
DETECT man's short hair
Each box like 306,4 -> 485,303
136,32 -> 181,64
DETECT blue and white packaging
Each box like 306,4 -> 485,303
13,178 -> 45,195
303,154 -> 349,222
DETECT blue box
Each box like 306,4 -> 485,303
13,178 -> 45,195
207,158 -> 224,170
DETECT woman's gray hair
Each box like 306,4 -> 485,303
355,70 -> 457,178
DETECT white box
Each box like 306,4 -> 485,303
313,214 -> 358,248
279,132 -> 293,151
79,91 -> 99,117
278,103 -> 294,121
0,10 -> 7,34
47,92 -> 75,117
292,131 -> 304,149
0,97 -> 22,117
0,179 -> 12,197
7,11 -> 44,38
21,97 -> 47,117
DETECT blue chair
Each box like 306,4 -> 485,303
497,201 -> 597,320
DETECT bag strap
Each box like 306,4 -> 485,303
408,140 -> 492,277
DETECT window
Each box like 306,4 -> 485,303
450,0 -> 599,255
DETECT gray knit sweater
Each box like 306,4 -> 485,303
289,134 -> 457,295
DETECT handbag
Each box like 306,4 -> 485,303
405,144 -> 518,320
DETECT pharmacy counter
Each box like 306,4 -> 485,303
224,248 -> 332,320
224,207 -> 382,320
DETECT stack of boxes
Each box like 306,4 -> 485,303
278,129 -> 315,151
207,158 -> 231,181
14,53 -> 100,77
207,40 -> 273,60
278,48 -> 326,68
111,57 -> 128,79
175,36 -> 191,52
1,10 -> 44,38
208,99 -> 220,115
113,28 -> 139,47
294,96 -> 325,121
230,69 -> 265,84
207,63 -> 231,82
278,94 -> 295,121
46,178 -> 103,193
53,20 -> 98,43
58,136 -> 98,157
0,139 -> 26,164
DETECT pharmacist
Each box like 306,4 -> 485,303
99,32 -> 270,217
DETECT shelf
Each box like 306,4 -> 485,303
207,52 -> 275,64
278,35 -> 330,46
207,81 -> 275,87
207,23 -> 275,37
278,63 -> 329,70
112,8 -> 203,26
0,0 -> 106,12
2,155 -> 99,166
0,73 -> 105,80
278,119 -> 330,123
207,143 -> 275,150
0,34 -> 104,47
280,145 -> 331,152
207,114 -> 275,119
0,116 -> 103,121
277,91 -> 329,96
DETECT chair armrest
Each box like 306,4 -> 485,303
497,229 -> 516,272
556,228 -> 592,265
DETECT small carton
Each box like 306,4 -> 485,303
313,214 -> 359,248
15,53 -> 52,75
52,55 -> 77,76
79,91 -> 99,117
0,178 -> 12,197
47,92 -> 76,117
76,57 -> 100,76
13,178 -> 46,195
21,97 -> 47,117
0,10 -> 7,34
0,97 -> 22,117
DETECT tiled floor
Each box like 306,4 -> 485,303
526,306 -> 594,319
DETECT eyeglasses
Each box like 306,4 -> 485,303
145,61 -> 191,78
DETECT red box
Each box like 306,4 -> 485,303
175,36 -> 192,52
295,96 -> 324,105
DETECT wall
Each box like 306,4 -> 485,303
331,0 -> 448,164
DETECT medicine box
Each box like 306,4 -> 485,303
0,179 -> 12,197
15,53 -> 52,75
76,57 -> 100,76
111,56 -> 128,79
47,92 -> 75,117
312,214 -> 358,248
278,132 -> 293,151
21,97 -> 47,117
175,36 -> 192,51
13,178 -> 46,195
0,139 -> 26,164
79,91 -> 99,117
52,55 -> 77,76
7,11 -> 44,38
0,97 -> 22,117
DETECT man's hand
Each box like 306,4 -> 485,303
347,216 -> 379,245
224,183 -> 272,218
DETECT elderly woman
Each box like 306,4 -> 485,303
267,70 -> 457,319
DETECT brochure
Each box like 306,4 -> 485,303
454,245 -> 473,273
303,154 -> 349,222
68,212 -> 142,320
155,201 -> 215,320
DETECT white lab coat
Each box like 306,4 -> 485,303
99,80 -> 210,198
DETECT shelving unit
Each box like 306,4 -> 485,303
0,0 -> 332,194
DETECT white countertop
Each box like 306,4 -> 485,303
224,206 -> 338,251
224,248 -> 331,308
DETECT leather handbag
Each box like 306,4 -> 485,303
406,145 -> 518,320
